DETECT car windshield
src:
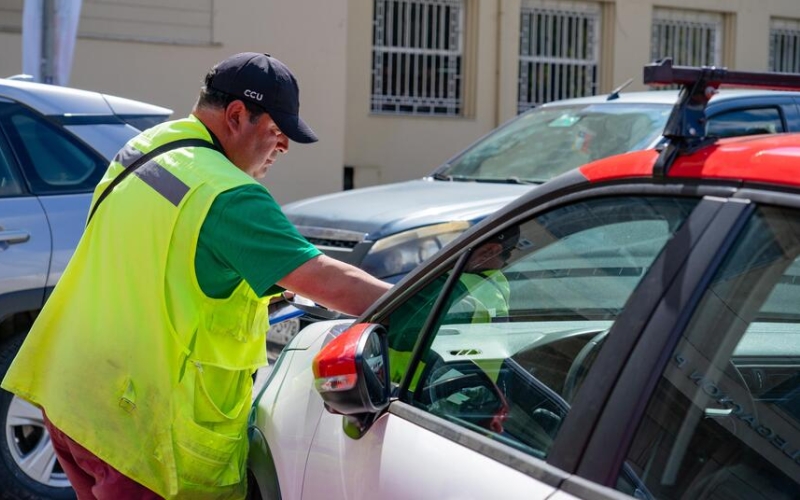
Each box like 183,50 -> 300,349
437,103 -> 672,183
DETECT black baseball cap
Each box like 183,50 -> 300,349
207,52 -> 318,143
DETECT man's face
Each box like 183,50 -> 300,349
465,242 -> 506,272
234,110 -> 290,179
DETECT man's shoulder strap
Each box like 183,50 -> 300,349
87,138 -> 217,226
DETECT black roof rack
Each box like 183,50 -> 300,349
643,58 -> 800,176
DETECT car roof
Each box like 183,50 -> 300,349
539,88 -> 800,108
570,61 -> 800,189
579,133 -> 800,188
0,77 -> 171,117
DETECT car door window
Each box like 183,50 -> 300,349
618,205 -> 800,500
0,102 -> 106,194
0,132 -> 22,197
706,107 -> 785,138
387,196 -> 699,460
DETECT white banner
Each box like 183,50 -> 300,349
22,0 -> 83,86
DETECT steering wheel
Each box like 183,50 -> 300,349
563,329 -> 609,403
421,361 -> 509,433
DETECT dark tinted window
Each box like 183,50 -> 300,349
0,102 -> 106,194
619,206 -> 800,500
0,131 -> 22,197
707,107 -> 785,138
388,196 -> 698,461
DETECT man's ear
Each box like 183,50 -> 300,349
224,100 -> 247,131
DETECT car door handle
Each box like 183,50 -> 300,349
0,230 -> 31,244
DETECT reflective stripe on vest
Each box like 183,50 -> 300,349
135,159 -> 190,206
110,142 -> 195,206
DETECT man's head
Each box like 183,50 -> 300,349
466,225 -> 521,272
194,52 -> 318,178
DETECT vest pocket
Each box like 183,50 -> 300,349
172,415 -> 245,487
205,291 -> 269,344
193,364 -> 251,424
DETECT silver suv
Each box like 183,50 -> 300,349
284,88 -> 800,283
0,77 -> 171,500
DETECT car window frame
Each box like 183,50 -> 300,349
0,100 -> 109,196
390,195 -> 708,459
362,175 -> 744,484
706,95 -> 800,135
706,105 -> 787,137
0,123 -> 26,198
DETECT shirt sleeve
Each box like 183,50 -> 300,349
196,184 -> 321,298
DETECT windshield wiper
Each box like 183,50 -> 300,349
431,173 -> 476,182
474,177 -> 539,185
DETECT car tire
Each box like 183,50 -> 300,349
0,332 -> 76,500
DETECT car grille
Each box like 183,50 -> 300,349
295,226 -> 367,253
304,237 -> 359,250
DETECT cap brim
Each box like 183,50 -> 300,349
269,109 -> 318,144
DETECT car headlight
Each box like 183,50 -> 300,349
361,222 -> 470,278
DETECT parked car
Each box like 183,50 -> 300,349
248,62 -> 800,499
0,76 -> 171,500
284,83 -> 800,285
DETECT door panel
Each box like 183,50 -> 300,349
301,407 -> 559,500
0,197 -> 50,311
39,194 -> 92,289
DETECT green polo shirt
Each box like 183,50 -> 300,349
195,184 -> 321,298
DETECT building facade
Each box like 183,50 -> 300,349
1,0 -> 799,203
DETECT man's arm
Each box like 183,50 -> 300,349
278,255 -> 392,316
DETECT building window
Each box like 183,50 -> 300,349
371,0 -> 464,116
651,8 -> 722,68
770,18 -> 800,73
518,0 -> 600,113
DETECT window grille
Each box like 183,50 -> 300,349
651,8 -> 722,68
518,0 -> 600,113
770,18 -> 800,73
371,0 -> 464,116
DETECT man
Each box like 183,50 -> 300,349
1,52 -> 391,499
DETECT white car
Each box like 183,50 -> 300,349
248,62 -> 800,500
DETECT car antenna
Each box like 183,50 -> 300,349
606,78 -> 633,101
643,57 -> 800,176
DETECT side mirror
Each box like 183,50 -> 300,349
312,323 -> 391,418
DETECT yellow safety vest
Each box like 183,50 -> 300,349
458,270 -> 510,321
1,116 -> 270,499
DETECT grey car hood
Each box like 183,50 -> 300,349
282,178 -> 532,240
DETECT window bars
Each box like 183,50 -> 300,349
518,0 -> 600,113
770,18 -> 800,74
371,0 -> 464,116
651,8 -> 722,69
